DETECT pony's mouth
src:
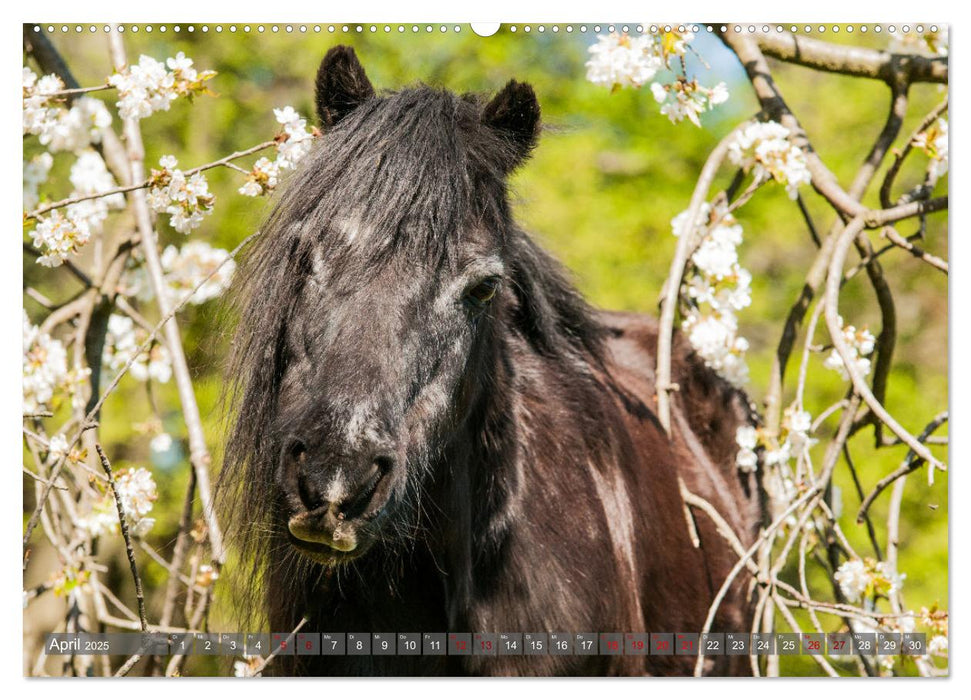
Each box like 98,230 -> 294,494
285,466 -> 394,562
286,533 -> 365,565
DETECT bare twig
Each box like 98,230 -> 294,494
249,617 -> 310,677
95,444 -> 148,632
857,412 -> 949,522
754,31 -> 948,85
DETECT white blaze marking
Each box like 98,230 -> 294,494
325,470 -> 346,505
346,402 -> 374,447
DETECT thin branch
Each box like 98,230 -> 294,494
824,213 -> 945,470
857,412 -> 949,522
249,617 -> 309,677
880,98 -> 949,209
879,225 -> 948,273
693,486 -> 822,676
754,31 -> 948,85
111,25 -> 226,568
95,444 -> 148,632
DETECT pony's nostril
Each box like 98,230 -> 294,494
285,440 -> 321,511
373,455 -> 394,476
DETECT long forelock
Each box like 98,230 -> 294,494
270,86 -> 514,271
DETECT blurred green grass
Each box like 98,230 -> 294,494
23,25 -> 947,676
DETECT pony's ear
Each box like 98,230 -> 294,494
315,46 -> 375,128
481,79 -> 541,171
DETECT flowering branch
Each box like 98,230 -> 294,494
27,140 -> 276,220
108,26 -> 226,568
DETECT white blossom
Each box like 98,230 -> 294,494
29,210 -> 91,267
80,467 -> 158,537
147,155 -> 215,234
273,106 -> 315,169
651,79 -> 729,127
39,98 -> 112,153
63,150 -> 125,234
108,52 -> 212,121
782,406 -> 817,455
586,33 -> 663,90
23,152 -> 54,211
24,69 -> 112,153
728,121 -> 812,199
824,316 -> 876,380
23,69 -> 63,138
835,558 -> 905,603
114,467 -> 158,520
928,635 -> 948,656
160,241 -> 236,305
150,432 -> 173,454
735,425 -> 759,472
47,434 -> 69,462
835,559 -> 870,603
102,314 -> 173,384
238,156 -> 281,197
23,311 -> 68,414
674,204 -> 752,387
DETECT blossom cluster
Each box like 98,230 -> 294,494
66,150 -> 126,235
108,52 -> 215,121
102,314 -> 173,384
735,405 -> 815,478
121,240 -> 236,306
651,78 -> 729,127
148,155 -> 215,233
823,316 -> 876,380
27,151 -> 124,268
913,117 -> 949,180
23,312 -> 68,414
586,30 -> 729,126
834,558 -> 905,604
273,106 -> 315,169
23,68 -> 113,153
160,241 -> 237,304
28,210 -> 91,268
80,467 -> 158,538
23,152 -> 54,211
586,32 -> 662,89
237,106 -> 315,197
673,203 -> 752,387
238,156 -> 281,197
728,121 -> 812,199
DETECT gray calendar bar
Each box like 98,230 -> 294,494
43,631 -> 925,657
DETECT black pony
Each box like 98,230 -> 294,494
220,46 -> 763,676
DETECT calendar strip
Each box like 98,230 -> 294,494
44,631 -> 927,657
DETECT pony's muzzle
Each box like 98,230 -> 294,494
288,506 -> 359,552
286,455 -> 395,553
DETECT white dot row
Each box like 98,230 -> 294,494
30,24 -> 942,36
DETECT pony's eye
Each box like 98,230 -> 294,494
464,278 -> 500,308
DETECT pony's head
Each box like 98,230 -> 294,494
224,46 -> 600,571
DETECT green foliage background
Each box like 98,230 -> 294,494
24,24 -> 947,676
